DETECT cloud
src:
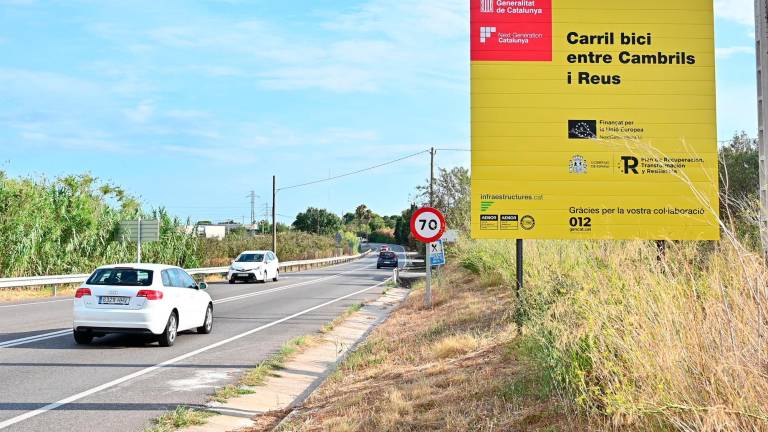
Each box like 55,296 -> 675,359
258,65 -> 381,93
0,68 -> 101,97
11,122 -> 128,152
715,0 -> 754,27
716,46 -> 754,58
84,0 -> 468,94
123,100 -> 155,123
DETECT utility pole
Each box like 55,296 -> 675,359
263,202 -> 270,235
248,191 -> 257,227
425,147 -> 436,308
430,147 -> 435,206
756,0 -> 768,252
272,176 -> 277,253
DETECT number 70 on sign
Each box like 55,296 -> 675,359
410,207 -> 446,243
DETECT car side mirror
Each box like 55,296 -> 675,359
198,282 -> 208,290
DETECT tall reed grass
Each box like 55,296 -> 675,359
0,173 -> 345,277
456,224 -> 768,430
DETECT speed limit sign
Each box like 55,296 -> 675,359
410,207 -> 446,243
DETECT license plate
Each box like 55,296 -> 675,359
237,273 -> 251,277
99,296 -> 130,305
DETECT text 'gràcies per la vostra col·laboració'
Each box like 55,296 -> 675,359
565,32 -> 697,86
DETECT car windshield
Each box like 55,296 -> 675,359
237,253 -> 265,263
87,269 -> 153,286
379,252 -> 396,259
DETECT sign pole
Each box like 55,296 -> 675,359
137,217 -> 142,264
427,148 -> 435,308
425,242 -> 432,308
410,207 -> 445,309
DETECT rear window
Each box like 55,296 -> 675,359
87,268 -> 153,286
379,252 -> 396,259
237,253 -> 264,263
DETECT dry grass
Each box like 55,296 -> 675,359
268,264 -> 576,432
430,334 -> 479,360
519,239 -> 768,431
453,233 -> 768,432
0,285 -> 77,303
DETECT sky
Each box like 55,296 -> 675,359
0,0 -> 759,224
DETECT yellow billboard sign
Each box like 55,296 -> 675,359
470,0 -> 719,240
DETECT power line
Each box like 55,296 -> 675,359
278,150 -> 430,192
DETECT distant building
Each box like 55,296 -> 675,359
186,221 -> 267,240
184,225 -> 226,240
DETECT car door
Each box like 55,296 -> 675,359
267,252 -> 278,279
168,268 -> 195,331
177,269 -> 207,329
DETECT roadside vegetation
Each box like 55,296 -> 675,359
279,228 -> 768,431
0,172 -> 356,279
276,264 -> 566,431
278,134 -> 768,431
144,406 -> 215,432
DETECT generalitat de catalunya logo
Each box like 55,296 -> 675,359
568,120 -> 597,139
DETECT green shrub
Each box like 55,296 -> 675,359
0,172 -> 344,277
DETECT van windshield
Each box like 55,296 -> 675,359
237,254 -> 265,263
87,269 -> 153,286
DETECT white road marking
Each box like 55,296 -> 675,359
0,330 -> 71,348
0,299 -> 72,309
0,279 -> 389,430
213,264 -> 372,305
0,263 -> 373,350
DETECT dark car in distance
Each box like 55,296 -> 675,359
377,251 -> 398,269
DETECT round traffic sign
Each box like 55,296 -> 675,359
410,207 -> 446,243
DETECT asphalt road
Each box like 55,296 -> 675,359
0,253 -> 399,432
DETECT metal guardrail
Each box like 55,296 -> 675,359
0,252 -> 369,289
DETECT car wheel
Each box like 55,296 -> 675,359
73,330 -> 93,345
158,312 -> 178,347
377,265 -> 381,269
273,270 -> 279,282
197,304 -> 213,334
229,278 -> 236,284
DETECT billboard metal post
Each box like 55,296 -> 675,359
756,0 -> 768,253
515,238 -> 523,331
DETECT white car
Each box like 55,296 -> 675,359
227,250 -> 280,284
73,264 -> 213,347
